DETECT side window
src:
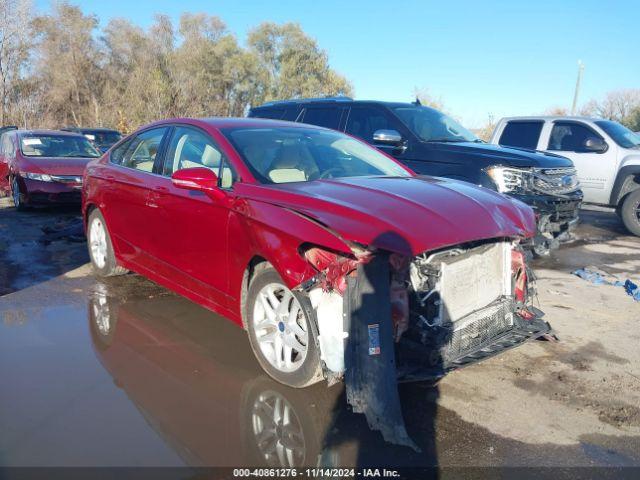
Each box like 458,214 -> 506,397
548,122 -> 603,152
345,107 -> 394,142
251,108 -> 285,120
162,126 -> 236,188
121,128 -> 168,172
110,138 -> 133,165
499,121 -> 543,149
300,107 -> 343,129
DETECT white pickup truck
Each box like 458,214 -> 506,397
490,116 -> 640,235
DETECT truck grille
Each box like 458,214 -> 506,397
532,167 -> 579,195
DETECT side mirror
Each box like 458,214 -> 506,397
584,137 -> 608,153
171,167 -> 222,196
373,129 -> 403,146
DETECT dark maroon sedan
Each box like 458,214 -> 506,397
0,129 -> 101,209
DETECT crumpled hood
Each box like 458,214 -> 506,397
240,176 -> 536,256
19,156 -> 93,176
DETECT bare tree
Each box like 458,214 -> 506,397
0,0 -> 32,125
32,3 -> 103,127
412,87 -> 446,112
579,89 -> 640,124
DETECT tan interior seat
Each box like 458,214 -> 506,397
267,143 -> 318,183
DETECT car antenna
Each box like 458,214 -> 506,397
413,97 -> 421,106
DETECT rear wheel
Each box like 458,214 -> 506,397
620,190 -> 640,236
87,209 -> 128,277
246,266 -> 322,388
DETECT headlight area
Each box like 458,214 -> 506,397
23,172 -> 54,182
484,165 -> 580,196
484,165 -> 531,193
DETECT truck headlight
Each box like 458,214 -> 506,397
484,166 -> 531,193
23,172 -> 53,182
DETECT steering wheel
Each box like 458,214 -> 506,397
318,168 -> 344,180
65,150 -> 84,157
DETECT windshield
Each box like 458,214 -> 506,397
594,120 -> 640,149
20,134 -> 102,158
222,126 -> 411,184
392,106 -> 478,143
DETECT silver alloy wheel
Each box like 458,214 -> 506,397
92,293 -> 111,335
251,390 -> 305,466
635,200 -> 640,222
252,283 -> 308,373
12,177 -> 20,208
89,217 -> 108,269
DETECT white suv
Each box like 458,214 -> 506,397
490,117 -> 640,235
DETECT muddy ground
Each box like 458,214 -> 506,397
0,197 -> 639,469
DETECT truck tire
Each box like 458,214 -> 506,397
620,190 -> 640,236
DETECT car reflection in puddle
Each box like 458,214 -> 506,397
88,282 -> 344,467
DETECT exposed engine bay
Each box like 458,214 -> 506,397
297,237 -> 552,449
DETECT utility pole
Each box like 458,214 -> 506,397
571,60 -> 584,115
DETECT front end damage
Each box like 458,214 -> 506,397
294,238 -> 552,449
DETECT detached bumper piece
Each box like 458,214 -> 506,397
344,254 -> 420,452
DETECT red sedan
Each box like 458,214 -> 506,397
0,129 -> 102,208
82,118 -> 551,388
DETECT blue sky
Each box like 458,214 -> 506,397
35,0 -> 639,127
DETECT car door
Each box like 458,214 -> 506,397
544,121 -> 616,204
102,126 -> 170,269
149,124 -> 235,310
0,133 -> 12,195
343,104 -> 417,164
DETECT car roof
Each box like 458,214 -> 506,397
498,115 -> 603,123
144,117 -> 333,130
250,98 -> 423,110
16,129 -> 87,137
63,127 -> 121,133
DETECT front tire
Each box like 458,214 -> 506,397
11,176 -> 27,211
620,190 -> 640,236
246,266 -> 323,388
87,209 -> 128,277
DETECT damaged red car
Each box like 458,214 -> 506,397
82,118 -> 551,390
0,129 -> 102,208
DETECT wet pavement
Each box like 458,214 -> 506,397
1,202 -> 640,469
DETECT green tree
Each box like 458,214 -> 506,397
248,22 -> 352,103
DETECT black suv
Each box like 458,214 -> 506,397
249,98 -> 583,254
61,127 -> 122,153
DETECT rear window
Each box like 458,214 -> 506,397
250,108 -> 286,120
499,121 -> 543,150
